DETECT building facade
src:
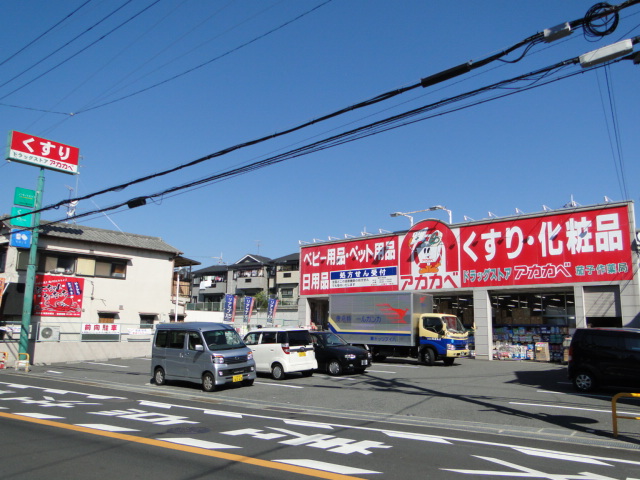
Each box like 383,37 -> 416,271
190,253 -> 300,310
297,201 -> 640,362
0,218 -> 188,364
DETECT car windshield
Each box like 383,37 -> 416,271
321,333 -> 348,346
202,329 -> 245,351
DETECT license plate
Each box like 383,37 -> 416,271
361,360 -> 368,366
232,374 -> 243,382
298,351 -> 306,357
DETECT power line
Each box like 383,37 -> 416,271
0,0 -> 161,101
6,1 -> 640,223
41,46 -> 638,227
0,0 -> 94,69
74,0 -> 334,114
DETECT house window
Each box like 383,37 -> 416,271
38,253 -> 76,274
98,312 -> 118,323
95,260 -> 127,279
0,247 -> 6,273
76,257 -> 96,276
283,272 -> 292,278
282,288 -> 294,298
139,314 -> 157,328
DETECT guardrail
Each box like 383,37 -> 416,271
611,392 -> 640,438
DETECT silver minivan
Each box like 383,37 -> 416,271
152,322 -> 256,392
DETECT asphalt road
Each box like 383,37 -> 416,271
5,356 -> 640,447
1,366 -> 640,479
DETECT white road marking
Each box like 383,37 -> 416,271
203,409 -> 243,418
366,370 -> 396,374
162,438 -> 239,449
15,412 -> 64,419
510,402 -> 640,416
46,371 -> 63,374
76,424 -> 139,432
255,382 -> 304,388
85,362 -> 128,368
275,459 -> 380,475
284,419 -> 334,429
384,431 -> 451,444
512,447 -> 612,466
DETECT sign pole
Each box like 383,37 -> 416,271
18,167 -> 45,356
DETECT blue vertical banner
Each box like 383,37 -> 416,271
223,294 -> 236,323
267,298 -> 279,325
243,296 -> 255,324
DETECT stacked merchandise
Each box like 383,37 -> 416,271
492,325 -> 569,362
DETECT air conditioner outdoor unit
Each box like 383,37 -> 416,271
38,325 -> 61,342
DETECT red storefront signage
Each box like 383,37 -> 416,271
34,275 -> 84,317
7,130 -> 80,174
301,235 -> 399,295
300,204 -> 633,295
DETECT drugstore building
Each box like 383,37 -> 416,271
297,201 -> 640,361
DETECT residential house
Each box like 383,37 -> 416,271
0,217 -> 193,364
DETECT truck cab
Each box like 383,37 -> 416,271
418,313 -> 469,365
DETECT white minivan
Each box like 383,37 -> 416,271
152,322 -> 256,392
243,327 -> 317,380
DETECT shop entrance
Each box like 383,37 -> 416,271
491,291 -> 575,362
308,298 -> 329,330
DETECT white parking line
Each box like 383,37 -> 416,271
255,382 -> 303,389
85,362 -> 129,368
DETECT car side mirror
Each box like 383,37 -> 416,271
195,344 -> 204,351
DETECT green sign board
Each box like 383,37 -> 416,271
14,187 -> 36,208
10,206 -> 33,228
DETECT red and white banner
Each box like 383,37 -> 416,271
34,275 -> 84,317
300,204 -> 634,295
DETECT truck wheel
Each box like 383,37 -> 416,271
421,348 -> 435,366
443,357 -> 455,366
271,363 -> 286,380
202,372 -> 217,392
328,360 -> 342,376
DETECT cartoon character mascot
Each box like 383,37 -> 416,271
409,228 -> 444,274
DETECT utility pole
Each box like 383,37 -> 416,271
19,168 -> 45,356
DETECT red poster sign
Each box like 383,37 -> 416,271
34,275 -> 84,317
7,130 -> 80,174
300,204 -> 634,295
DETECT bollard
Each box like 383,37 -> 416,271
611,392 -> 640,438
14,352 -> 30,372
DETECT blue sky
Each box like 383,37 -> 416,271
1,1 -> 639,267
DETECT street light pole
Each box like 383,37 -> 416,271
390,205 -> 452,226
390,212 -> 414,226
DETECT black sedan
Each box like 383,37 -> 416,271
310,331 -> 371,375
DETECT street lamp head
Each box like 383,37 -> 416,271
390,212 -> 401,217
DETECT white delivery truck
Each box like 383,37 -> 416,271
328,292 -> 469,366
